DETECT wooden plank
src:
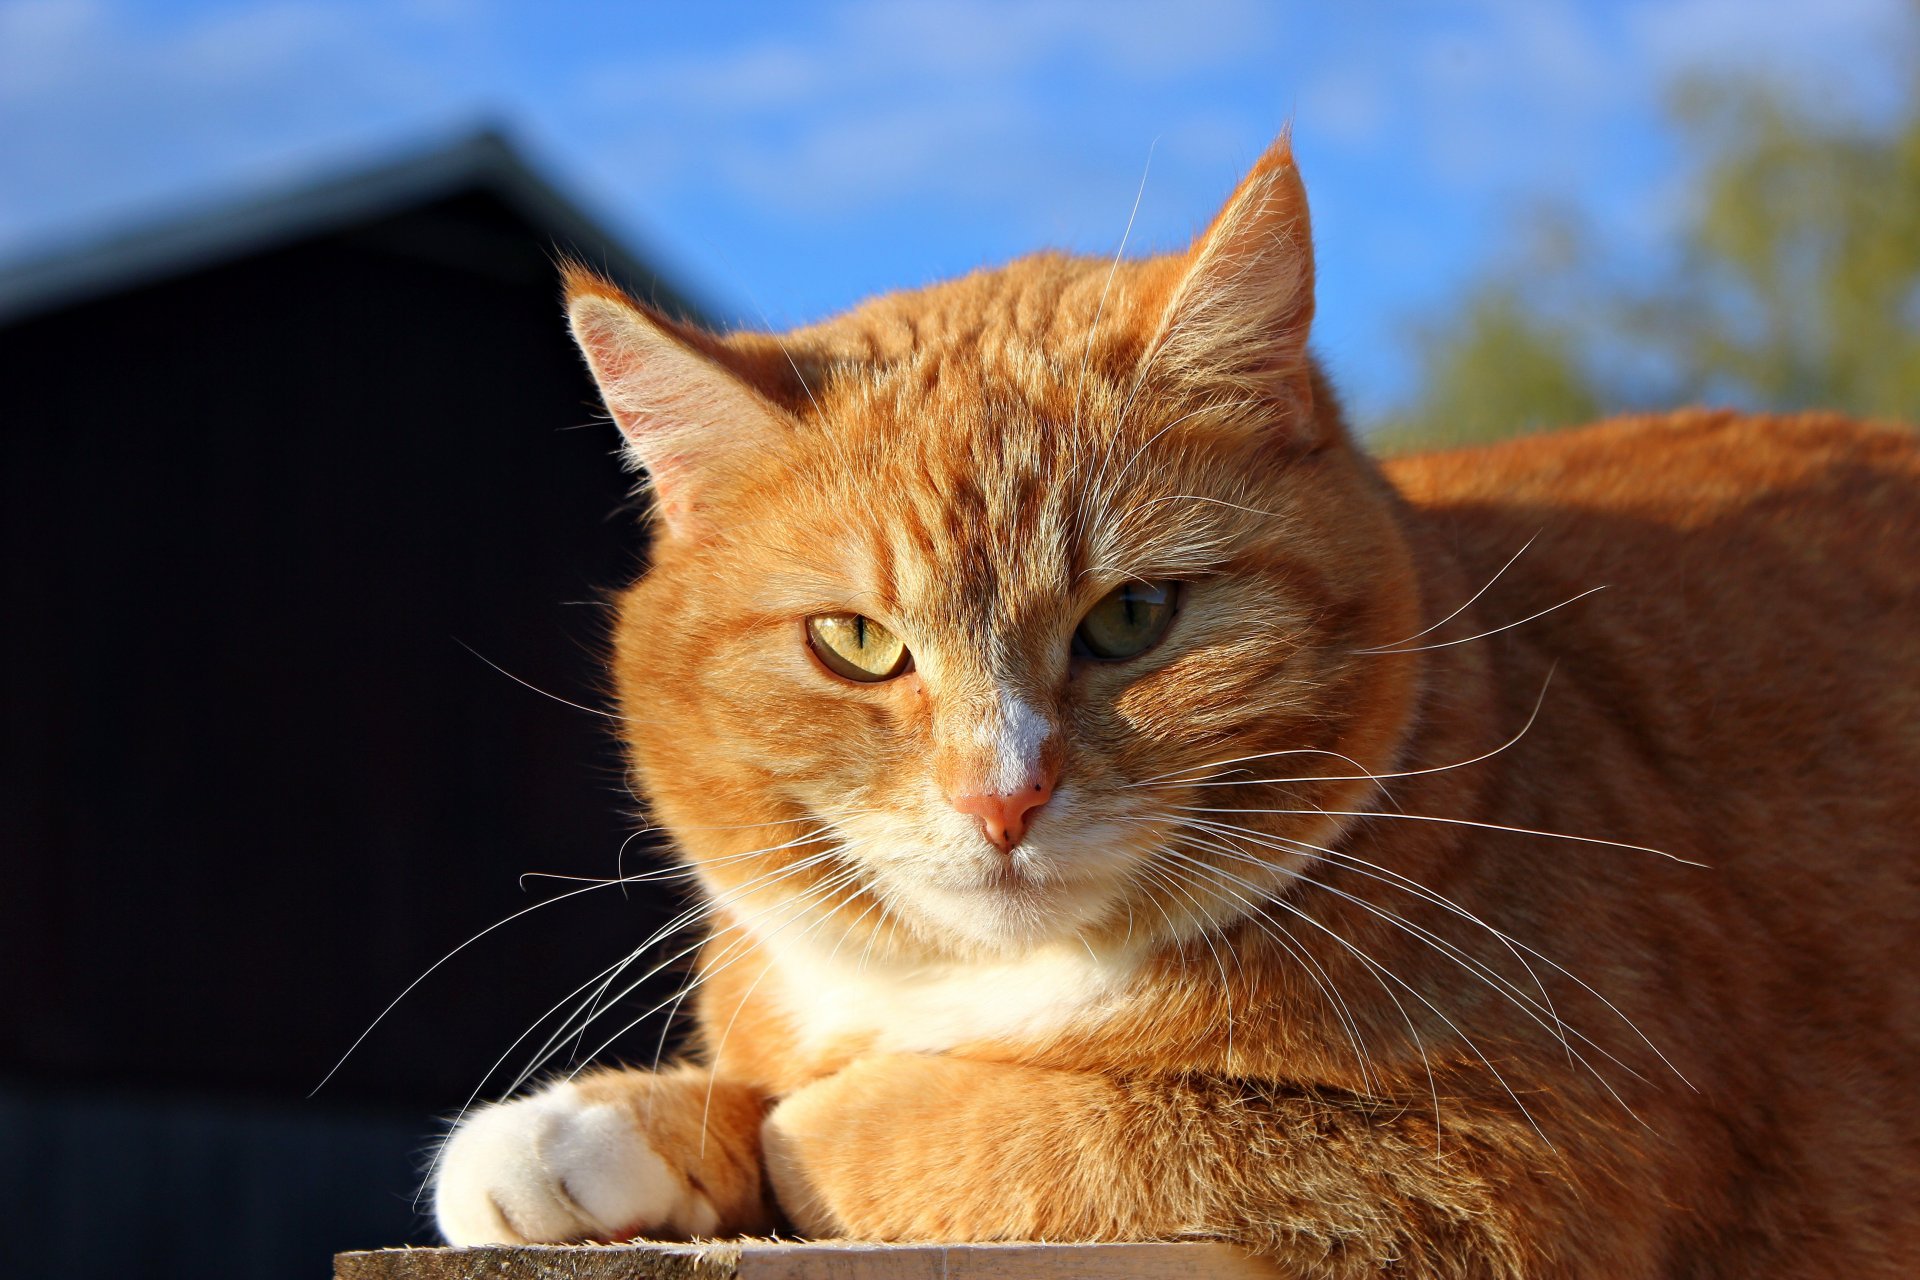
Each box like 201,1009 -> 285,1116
335,1241 -> 1285,1280
335,1244 -> 738,1280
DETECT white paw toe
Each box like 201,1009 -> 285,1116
433,1081 -> 702,1244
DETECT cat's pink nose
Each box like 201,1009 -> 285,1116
951,772 -> 1056,854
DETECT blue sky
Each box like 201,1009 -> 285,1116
2,0 -> 1913,423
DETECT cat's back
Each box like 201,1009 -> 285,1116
1380,409 -> 1919,786
1383,409 -> 1918,563
1382,409 -> 1917,673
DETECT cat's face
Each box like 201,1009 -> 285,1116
585,140 -> 1423,960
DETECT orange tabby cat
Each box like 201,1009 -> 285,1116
430,136 -> 1920,1277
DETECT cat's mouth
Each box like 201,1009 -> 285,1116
982,848 -> 1057,888
820,796 -> 1149,950
883,833 -> 1143,950
934,843 -> 1104,899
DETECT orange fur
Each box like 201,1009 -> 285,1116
439,138 -> 1920,1277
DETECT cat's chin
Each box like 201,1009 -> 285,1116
882,852 -> 1149,957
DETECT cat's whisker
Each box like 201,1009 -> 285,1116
609,906 -> 831,1122
568,861 -> 872,1082
664,863 -> 874,1083
1168,830 -> 1597,1081
415,826 -> 848,1198
519,867 -> 699,888
1164,810 -> 1567,1053
663,847 -> 880,1013
647,811 -> 882,835
423,847 -> 854,1205
1136,493 -> 1285,519
1126,743 -> 1384,790
854,914 -> 889,975
677,865 -> 884,1152
532,812 -> 884,893
1127,669 -> 1556,795
1176,801 -> 1709,868
506,842 -> 856,1089
453,638 -> 635,723
582,830 -> 875,1063
314,861 -> 706,1096
605,822 -> 852,895
612,823 -> 654,892
634,827 -> 887,1085
1352,584 -> 1609,656
687,867 -> 865,1002
1118,859 -> 1193,976
1160,847 -> 1553,1153
1139,669 -> 1556,806
633,827 -> 886,997
559,949 -> 640,1070
510,911 -> 784,1097
1291,873 -> 1653,1125
1190,836 -> 1656,1131
427,920 -> 724,1203
1367,531 -> 1542,652
1152,846 -> 1431,1140
1131,860 -> 1241,1071
823,889 -> 889,967
695,869 -> 874,1153
1176,844 -> 1397,1102
1072,929 -> 1103,969
1149,840 -> 1380,1094
1165,810 -> 1694,1092
1289,854 -> 1689,1092
1071,137 -> 1157,436
414,942 -> 664,1209
581,823 -> 848,896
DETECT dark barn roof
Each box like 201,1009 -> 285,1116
1,132 -> 708,1276
0,128 -> 707,326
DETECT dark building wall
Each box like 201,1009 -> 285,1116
0,188 -> 693,1275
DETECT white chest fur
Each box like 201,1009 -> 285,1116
754,932 -> 1140,1056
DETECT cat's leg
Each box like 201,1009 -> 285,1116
433,1065 -> 775,1244
761,1054 -> 1568,1277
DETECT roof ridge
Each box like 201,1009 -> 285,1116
0,126 -> 713,326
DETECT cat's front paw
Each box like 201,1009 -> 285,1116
432,1080 -> 720,1244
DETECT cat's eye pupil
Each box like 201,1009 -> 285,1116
807,613 -> 911,683
1076,580 -> 1178,661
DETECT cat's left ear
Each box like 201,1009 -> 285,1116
1145,133 -> 1323,446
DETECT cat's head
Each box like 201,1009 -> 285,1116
573,137 -> 1423,961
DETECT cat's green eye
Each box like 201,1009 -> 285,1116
806,614 -> 912,682
1076,581 -> 1179,660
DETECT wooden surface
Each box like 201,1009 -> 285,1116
334,1241 -> 1285,1279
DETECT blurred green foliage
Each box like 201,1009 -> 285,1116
1377,42 -> 1920,451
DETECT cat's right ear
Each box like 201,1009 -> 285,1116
564,267 -> 784,539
